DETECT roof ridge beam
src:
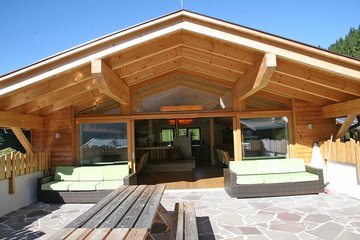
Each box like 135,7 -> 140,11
234,53 -> 276,102
91,59 -> 130,105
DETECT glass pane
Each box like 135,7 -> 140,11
79,122 -> 127,165
241,117 -> 289,160
179,128 -> 187,137
188,128 -> 200,141
160,129 -> 174,143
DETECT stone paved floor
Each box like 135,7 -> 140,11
1,189 -> 360,240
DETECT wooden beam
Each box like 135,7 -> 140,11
160,105 -> 204,112
0,111 -> 44,129
322,99 -> 360,118
234,53 -> 277,102
91,59 -> 130,105
335,114 -> 357,139
10,127 -> 33,154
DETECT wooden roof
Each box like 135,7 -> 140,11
0,10 -> 360,128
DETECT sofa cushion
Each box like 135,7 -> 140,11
289,172 -> 319,182
103,165 -> 129,180
79,166 -> 104,181
255,160 -> 283,174
41,181 -> 77,191
229,161 -> 257,175
68,181 -> 101,191
54,166 -> 80,181
281,158 -> 306,173
260,173 -> 292,183
96,180 -> 124,190
236,175 -> 264,184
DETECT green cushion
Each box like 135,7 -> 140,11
281,158 -> 306,173
229,161 -> 257,175
96,180 -> 124,190
289,172 -> 319,182
41,181 -> 77,191
68,181 -> 101,191
54,166 -> 80,181
79,166 -> 104,181
255,160 -> 282,174
103,165 -> 129,180
236,175 -> 264,184
260,173 -> 292,183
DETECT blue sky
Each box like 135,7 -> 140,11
0,0 -> 359,75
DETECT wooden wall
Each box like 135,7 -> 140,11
292,99 -> 336,162
32,107 -> 74,168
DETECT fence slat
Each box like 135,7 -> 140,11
0,155 -> 5,180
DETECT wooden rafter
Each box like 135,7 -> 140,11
91,59 -> 130,105
322,98 -> 360,118
0,111 -> 44,129
335,114 -> 357,139
10,127 -> 33,154
234,53 -> 277,102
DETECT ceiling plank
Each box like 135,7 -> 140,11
265,82 -> 333,106
335,114 -> 357,139
0,111 -> 44,129
322,98 -> 360,118
11,127 -> 33,154
0,66 -> 92,110
234,53 -> 277,102
179,67 -> 234,88
256,90 -> 291,106
91,59 -> 130,105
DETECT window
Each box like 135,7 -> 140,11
79,122 -> 127,165
241,117 -> 289,160
160,129 -> 174,143
188,128 -> 200,141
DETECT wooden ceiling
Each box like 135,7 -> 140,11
0,10 -> 359,122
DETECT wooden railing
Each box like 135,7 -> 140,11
319,139 -> 360,184
0,151 -> 50,194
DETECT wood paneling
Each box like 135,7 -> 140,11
293,99 -> 336,163
32,107 -> 74,168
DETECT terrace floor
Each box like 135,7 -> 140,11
1,161 -> 360,240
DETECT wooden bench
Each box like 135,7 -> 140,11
174,202 -> 199,240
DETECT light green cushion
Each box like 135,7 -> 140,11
255,160 -> 282,174
289,172 -> 319,182
281,158 -> 306,173
79,166 -> 104,181
41,181 -> 77,191
229,161 -> 257,175
54,166 -> 80,181
96,180 -> 124,190
68,181 -> 101,191
103,165 -> 129,180
236,175 -> 264,184
261,174 -> 292,183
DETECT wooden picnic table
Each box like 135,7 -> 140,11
52,184 -> 169,240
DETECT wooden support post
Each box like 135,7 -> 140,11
209,117 -> 215,165
336,114 -> 357,139
232,116 -> 242,161
11,127 -> 33,154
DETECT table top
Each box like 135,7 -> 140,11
65,184 -> 166,229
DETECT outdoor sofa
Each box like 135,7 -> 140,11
38,165 -> 137,203
224,158 -> 324,198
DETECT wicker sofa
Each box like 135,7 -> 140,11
224,158 -> 324,198
38,165 -> 137,203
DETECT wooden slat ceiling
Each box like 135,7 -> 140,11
0,10 -> 359,118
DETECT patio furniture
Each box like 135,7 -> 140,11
215,148 -> 232,166
37,165 -> 137,203
224,158 -> 324,198
174,202 -> 199,240
51,184 -> 168,240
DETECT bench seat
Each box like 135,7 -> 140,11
38,165 -> 137,203
224,158 -> 324,198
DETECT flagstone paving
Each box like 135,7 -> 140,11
1,188 -> 360,240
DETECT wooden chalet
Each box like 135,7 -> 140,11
1,10 -> 360,186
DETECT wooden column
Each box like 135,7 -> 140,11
232,116 -> 242,161
209,117 -> 215,165
128,119 -> 136,173
289,99 -> 297,158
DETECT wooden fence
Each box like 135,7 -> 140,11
319,139 -> 360,183
0,151 -> 50,194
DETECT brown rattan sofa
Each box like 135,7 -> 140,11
37,165 -> 137,203
224,158 -> 324,198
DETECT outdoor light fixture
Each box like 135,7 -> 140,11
306,123 -> 313,130
55,132 -> 61,139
